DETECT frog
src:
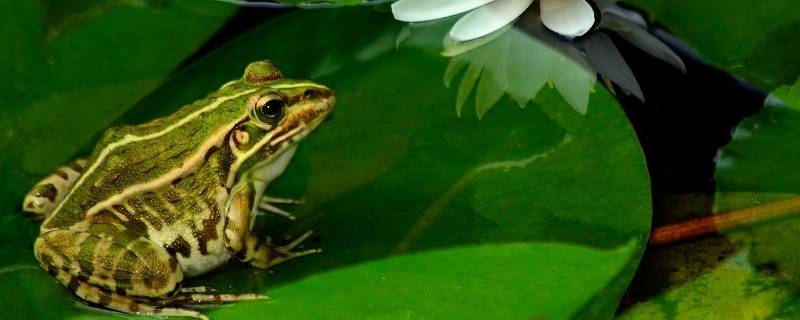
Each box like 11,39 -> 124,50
22,60 -> 335,319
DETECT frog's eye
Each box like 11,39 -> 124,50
254,95 -> 286,124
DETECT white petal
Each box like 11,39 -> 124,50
449,0 -> 535,42
391,0 -> 496,22
540,0 -> 596,39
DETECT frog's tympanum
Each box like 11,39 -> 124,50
22,61 -> 334,319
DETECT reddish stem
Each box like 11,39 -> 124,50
649,196 -> 800,246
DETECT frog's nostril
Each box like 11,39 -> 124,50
304,89 -> 319,100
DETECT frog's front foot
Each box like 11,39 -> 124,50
256,230 -> 321,269
258,195 -> 304,221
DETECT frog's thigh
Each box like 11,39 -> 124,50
35,229 -> 183,298
34,253 -> 204,319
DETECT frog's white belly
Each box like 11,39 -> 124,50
148,218 -> 231,277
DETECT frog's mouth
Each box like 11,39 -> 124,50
267,96 -> 335,152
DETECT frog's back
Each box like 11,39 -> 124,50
42,89 -> 254,231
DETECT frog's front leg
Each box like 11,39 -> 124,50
23,159 -> 87,220
224,185 -> 320,269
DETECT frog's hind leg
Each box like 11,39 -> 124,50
23,159 -> 87,220
34,229 -> 205,319
48,268 -> 207,319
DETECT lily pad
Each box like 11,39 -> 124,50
0,7 -> 651,319
717,78 -> 800,193
626,0 -> 800,91
620,69 -> 800,320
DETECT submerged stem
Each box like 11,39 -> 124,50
650,195 -> 800,246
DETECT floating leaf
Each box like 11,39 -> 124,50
626,69 -> 800,320
772,76 -> 800,111
717,78 -> 800,193
619,249 -> 794,320
36,0 -> 165,42
625,0 -> 800,91
0,7 -> 650,320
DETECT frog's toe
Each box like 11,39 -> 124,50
272,231 -> 321,260
179,286 -> 218,293
258,202 -> 296,221
163,292 -> 269,306
261,195 -> 304,204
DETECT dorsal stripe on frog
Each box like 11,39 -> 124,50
41,89 -> 258,232
63,142 -> 234,276
23,159 -> 88,220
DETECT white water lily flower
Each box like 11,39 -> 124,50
391,0 -> 597,41
393,0 -> 686,118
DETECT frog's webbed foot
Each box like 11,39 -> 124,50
256,230 -> 321,269
258,195 -> 304,221
226,188 -> 320,269
157,292 -> 268,306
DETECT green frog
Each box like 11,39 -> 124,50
22,61 -> 335,319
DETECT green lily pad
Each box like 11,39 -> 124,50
0,7 -> 651,319
717,78 -> 800,193
626,0 -> 800,91
622,70 -> 800,320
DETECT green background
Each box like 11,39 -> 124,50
0,2 -> 652,319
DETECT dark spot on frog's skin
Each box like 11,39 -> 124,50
233,249 -> 247,260
164,189 -> 182,204
81,199 -> 98,211
194,197 -> 222,255
165,236 -> 191,258
171,177 -> 183,186
67,161 -> 85,173
168,256 -> 179,273
204,146 -> 219,162
54,169 -> 69,180
39,254 -> 58,275
108,207 -> 148,235
67,277 -> 81,291
128,302 -> 140,313
142,273 -> 155,289
129,198 -> 163,231
143,192 -> 173,223
166,147 -> 194,163
97,291 -> 112,306
35,183 -> 58,202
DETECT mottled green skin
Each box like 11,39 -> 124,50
42,77 -> 326,231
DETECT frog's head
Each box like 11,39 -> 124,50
227,61 -> 334,181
